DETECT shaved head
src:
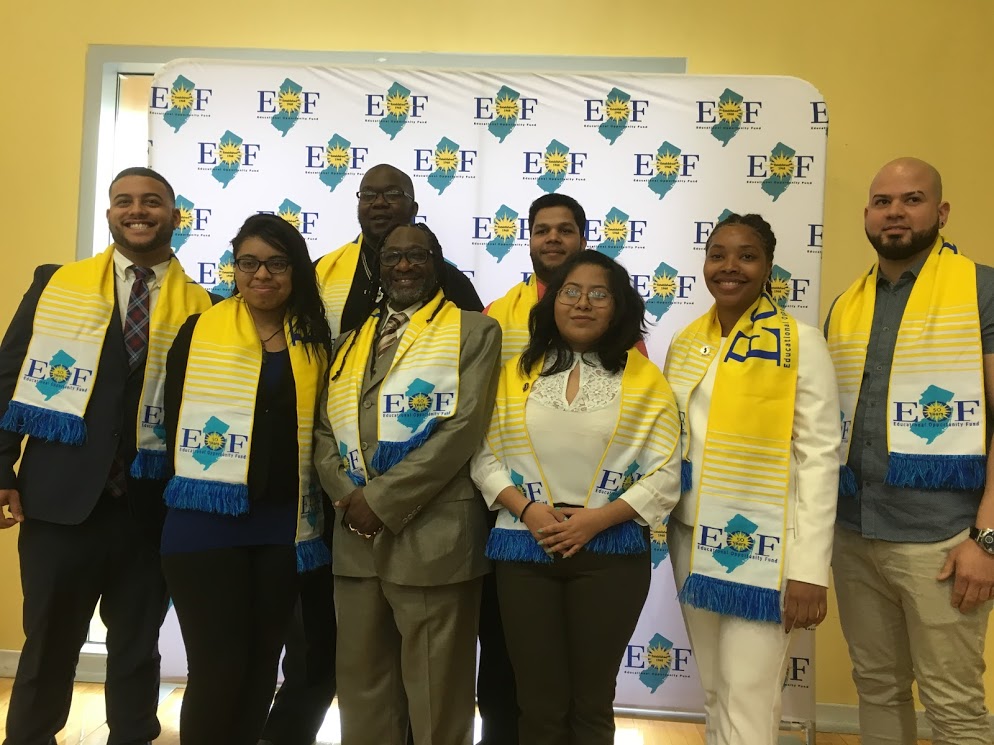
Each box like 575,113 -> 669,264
869,157 -> 943,202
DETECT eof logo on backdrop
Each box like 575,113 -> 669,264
149,62 -> 826,718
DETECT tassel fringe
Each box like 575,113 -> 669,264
163,476 -> 249,516
296,537 -> 332,573
0,401 -> 86,445
679,573 -> 782,623
130,449 -> 170,480
885,452 -> 986,491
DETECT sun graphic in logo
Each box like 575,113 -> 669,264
217,139 -> 242,166
170,84 -> 194,111
495,95 -> 520,120
769,275 -> 791,305
408,393 -> 432,412
177,206 -> 193,231
605,96 -> 631,123
434,146 -> 458,172
544,148 -> 569,175
218,259 -> 235,285
494,215 -> 517,240
727,531 -> 755,553
204,431 -> 226,451
769,153 -> 794,178
647,643 -> 673,671
655,150 -> 680,176
923,401 -> 952,422
278,207 -> 301,229
652,272 -> 677,299
326,144 -> 350,169
603,217 -> 627,242
650,522 -> 668,546
49,364 -> 70,383
278,88 -> 302,114
717,96 -> 744,124
385,92 -> 410,117
622,474 -> 636,491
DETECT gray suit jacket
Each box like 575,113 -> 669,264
314,308 -> 502,586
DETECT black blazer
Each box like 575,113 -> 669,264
0,266 -> 159,526
163,314 -> 300,504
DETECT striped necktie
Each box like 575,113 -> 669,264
123,265 -> 153,371
376,312 -> 407,357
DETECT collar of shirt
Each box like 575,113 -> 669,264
112,248 -> 172,290
876,251 -> 929,289
381,301 -> 424,337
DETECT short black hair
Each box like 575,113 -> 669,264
520,250 -> 645,376
528,193 -> 586,234
706,213 -> 777,263
109,167 -> 176,203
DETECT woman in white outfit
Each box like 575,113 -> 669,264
664,213 -> 840,745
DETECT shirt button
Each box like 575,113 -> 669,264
883,327 -> 890,332
865,440 -> 872,447
875,365 -> 883,371
361,442 -> 368,451
362,399 -> 373,409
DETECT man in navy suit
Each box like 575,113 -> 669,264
0,167 -> 212,745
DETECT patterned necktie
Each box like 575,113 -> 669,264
376,312 -> 407,357
123,265 -> 153,371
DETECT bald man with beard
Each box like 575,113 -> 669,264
826,158 -> 994,745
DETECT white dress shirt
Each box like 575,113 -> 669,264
112,249 -> 172,328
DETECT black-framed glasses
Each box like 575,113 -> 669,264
356,189 -> 414,204
380,248 -> 431,267
557,286 -> 612,307
234,257 -> 291,274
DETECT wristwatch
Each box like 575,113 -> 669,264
969,527 -> 994,555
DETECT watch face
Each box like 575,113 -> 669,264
983,534 -> 994,547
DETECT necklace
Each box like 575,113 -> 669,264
260,326 -> 284,361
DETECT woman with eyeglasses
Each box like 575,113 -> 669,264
664,213 -> 839,745
471,250 -> 682,744
160,214 -> 333,745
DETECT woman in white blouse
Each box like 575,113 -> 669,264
472,250 -> 682,744
664,213 -> 840,745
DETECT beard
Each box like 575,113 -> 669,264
109,221 -> 174,254
383,272 -> 438,309
865,220 -> 940,262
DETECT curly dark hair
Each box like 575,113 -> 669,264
231,213 -> 333,359
519,250 -> 645,376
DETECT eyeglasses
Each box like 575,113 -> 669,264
234,257 -> 291,274
356,189 -> 414,204
556,286 -> 612,307
380,248 -> 431,267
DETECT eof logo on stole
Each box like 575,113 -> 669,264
472,204 -> 528,264
413,136 -> 477,195
197,129 -> 262,189
633,140 -> 701,200
698,513 -> 783,574
696,88 -> 763,146
258,77 -> 320,136
893,384 -> 984,445
474,85 -> 537,142
303,133 -> 369,193
150,75 -> 212,133
366,81 -> 428,140
522,139 -> 588,194
746,142 -> 816,202
767,264 -> 812,311
623,632 -> 693,692
179,415 -> 248,472
584,86 -> 648,144
23,349 -> 93,402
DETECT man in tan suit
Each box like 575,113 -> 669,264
314,222 -> 501,745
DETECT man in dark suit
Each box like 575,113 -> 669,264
0,167 -> 212,745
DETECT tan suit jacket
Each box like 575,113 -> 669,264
314,309 -> 502,587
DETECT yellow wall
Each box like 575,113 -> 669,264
2,0 -> 994,711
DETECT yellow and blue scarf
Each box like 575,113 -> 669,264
0,246 -> 211,479
665,294 -> 797,623
484,350 -> 680,563
326,292 -> 461,485
486,274 -> 539,366
163,297 -> 329,571
316,236 -> 363,340
827,237 -> 986,495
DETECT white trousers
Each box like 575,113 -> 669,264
670,519 -> 793,745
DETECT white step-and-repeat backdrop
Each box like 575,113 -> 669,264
149,60 -> 827,722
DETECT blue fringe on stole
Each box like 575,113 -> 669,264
485,520 -> 647,564
839,465 -> 858,498
130,449 -> 170,480
371,417 -> 440,474
679,573 -> 782,623
163,476 -> 250,516
0,401 -> 86,445
885,453 -> 986,491
680,459 -> 693,493
585,520 -> 647,554
296,537 -> 332,573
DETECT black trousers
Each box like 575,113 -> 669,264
477,567 -> 519,745
4,496 -> 169,745
162,544 -> 298,745
260,562 -> 337,745
496,549 -> 650,745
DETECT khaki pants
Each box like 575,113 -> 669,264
833,526 -> 993,745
